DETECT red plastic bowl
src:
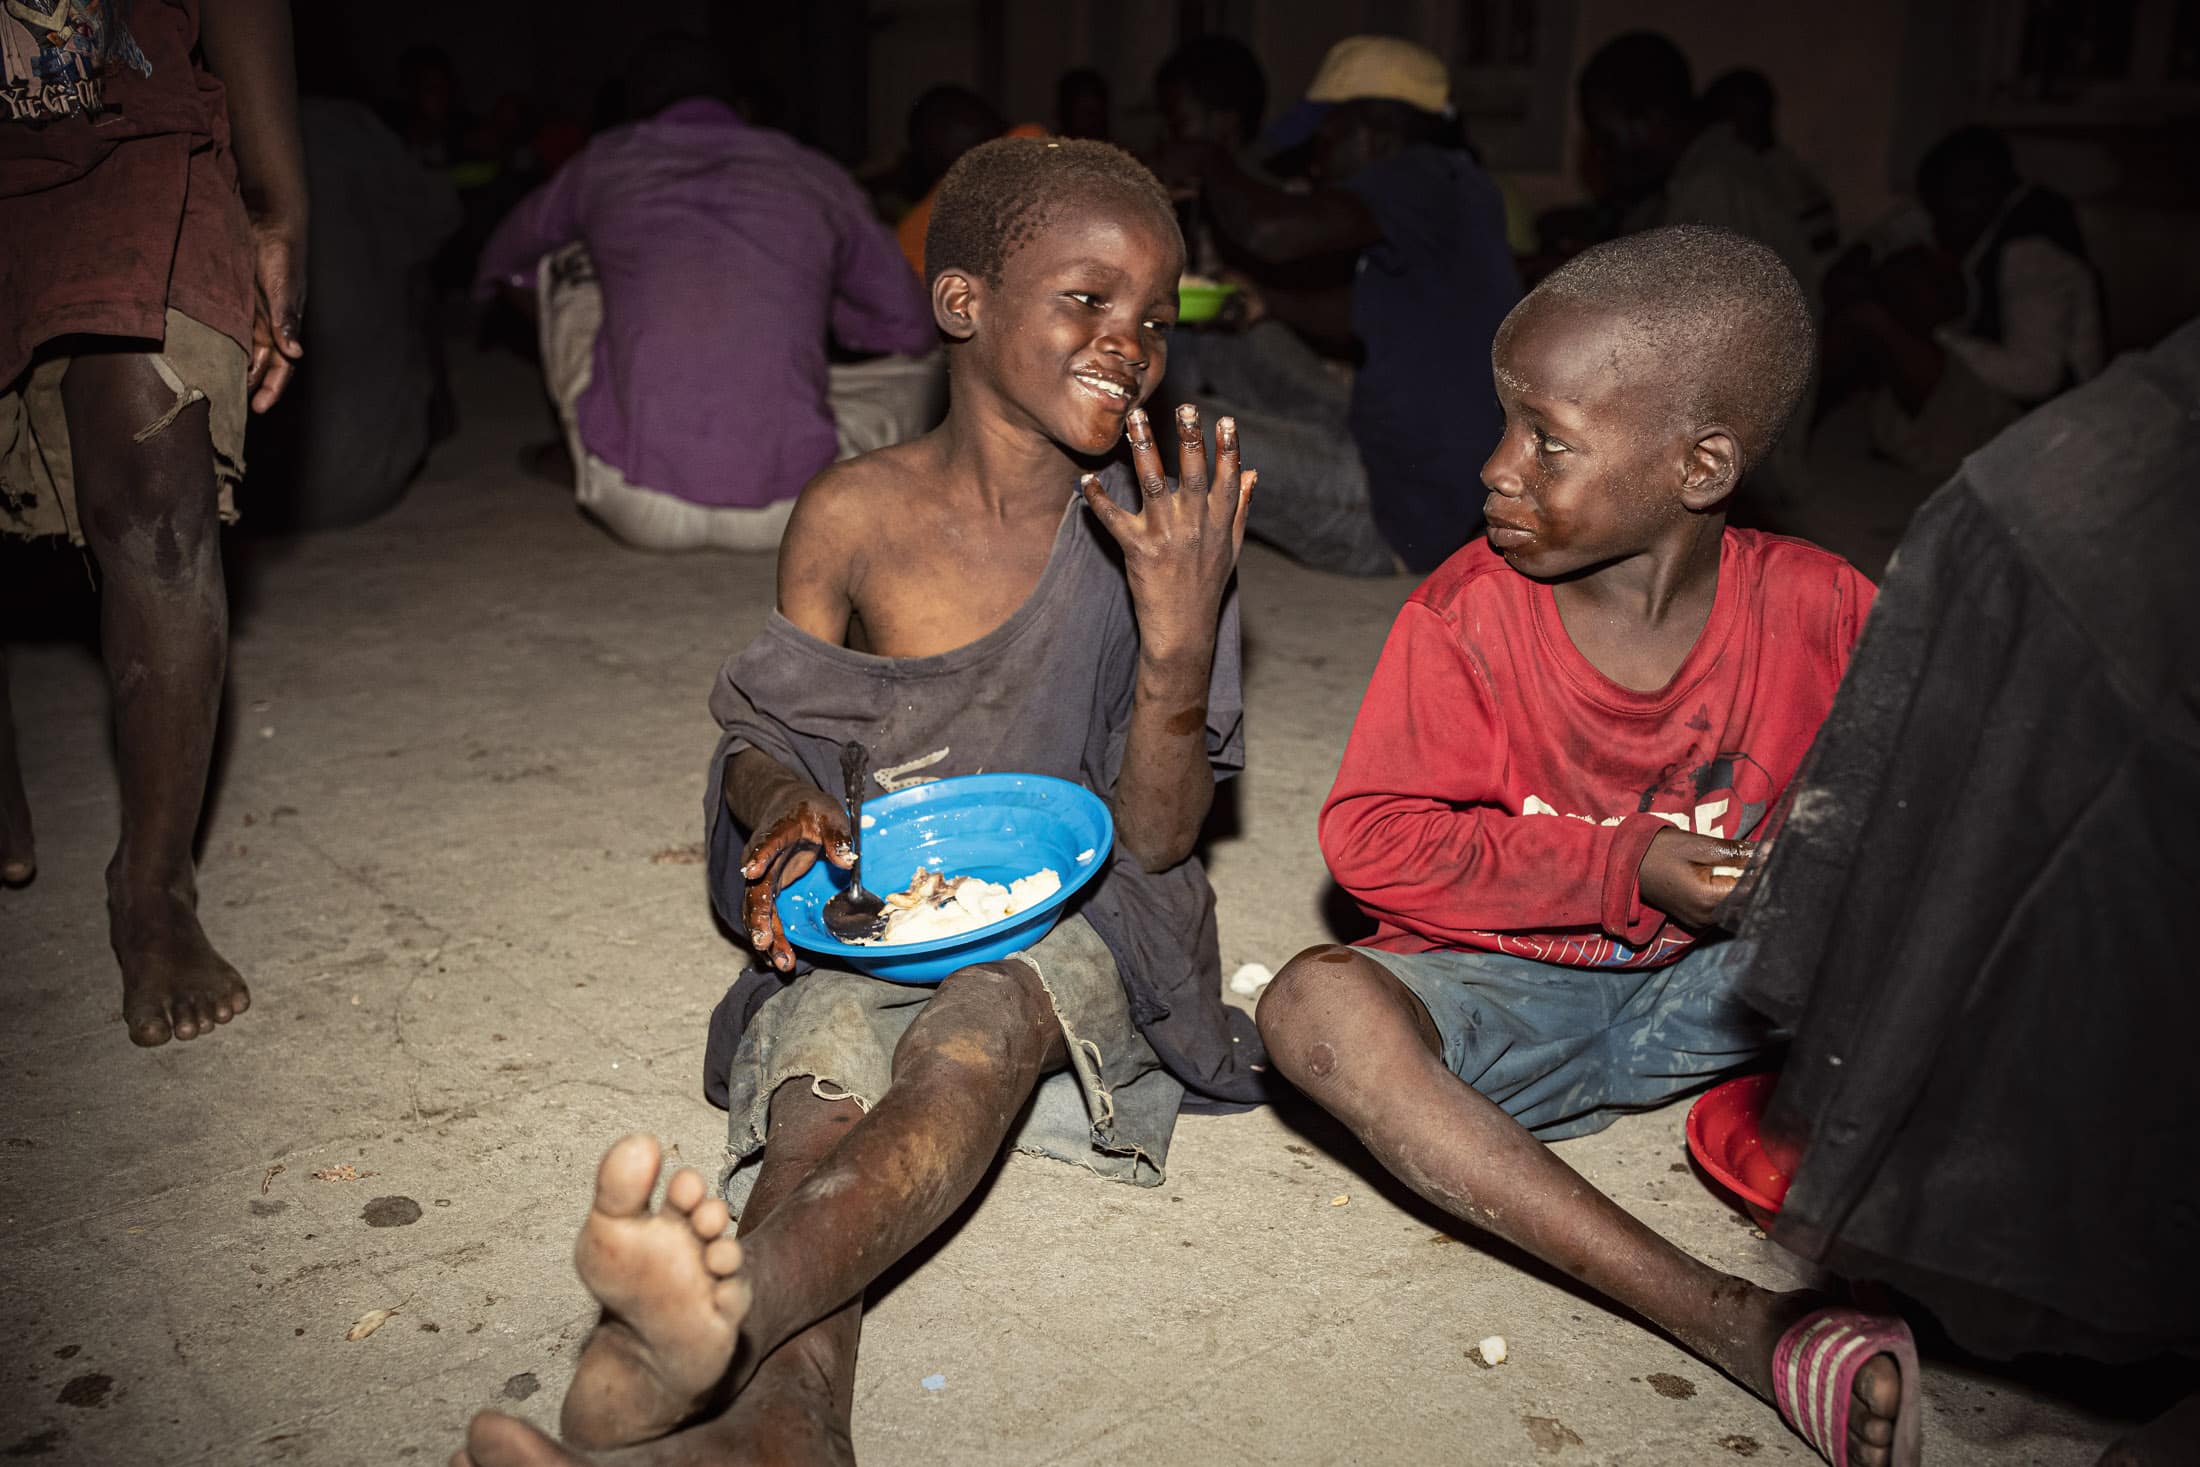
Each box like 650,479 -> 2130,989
1686,1072 -> 1793,1231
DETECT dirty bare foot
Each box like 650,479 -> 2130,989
1717,1287 -> 1905,1467
112,891 -> 250,1046
557,1135 -> 752,1450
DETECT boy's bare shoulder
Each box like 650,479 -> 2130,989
782,441 -> 939,564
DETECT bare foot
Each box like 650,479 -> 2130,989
1720,1287 -> 1907,1467
111,893 -> 250,1046
557,1135 -> 752,1450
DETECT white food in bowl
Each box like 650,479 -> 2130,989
854,867 -> 1063,946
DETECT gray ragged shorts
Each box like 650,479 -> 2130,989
1358,937 -> 1774,1141
718,914 -> 1185,1211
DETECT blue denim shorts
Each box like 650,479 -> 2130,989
1356,938 -> 1774,1141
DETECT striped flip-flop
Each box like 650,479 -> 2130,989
1771,1307 -> 1924,1466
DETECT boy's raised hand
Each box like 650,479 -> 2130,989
1637,828 -> 1755,930
1081,405 -> 1256,657
738,795 -> 855,972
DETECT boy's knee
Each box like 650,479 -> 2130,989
1257,945 -> 1380,1081
1258,945 -> 1425,1095
906,960 -> 1056,1070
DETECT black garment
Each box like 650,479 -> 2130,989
1337,144 -> 1521,573
1732,319 -> 2200,1362
700,465 -> 1268,1112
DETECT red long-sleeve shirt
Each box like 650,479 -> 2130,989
1322,530 -> 1873,968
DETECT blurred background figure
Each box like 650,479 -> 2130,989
890,85 -> 1012,278
1700,67 -> 1838,271
1156,35 -> 1518,576
246,11 -> 459,532
1054,66 -> 1110,141
1576,31 -> 1825,509
246,93 -> 459,532
472,31 -> 937,552
1577,32 -> 1831,300
1819,124 -> 2104,479
1153,34 -> 1271,281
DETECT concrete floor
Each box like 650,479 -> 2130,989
0,357 -> 2132,1465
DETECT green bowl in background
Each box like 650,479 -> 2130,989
1177,281 -> 1239,324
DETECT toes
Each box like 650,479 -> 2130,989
664,1166 -> 704,1215
689,1196 -> 730,1241
1855,1352 -> 1904,1420
127,1011 -> 173,1047
702,1236 -> 742,1277
591,1135 -> 663,1219
0,858 -> 32,886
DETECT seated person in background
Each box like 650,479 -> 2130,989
888,85 -> 1012,278
1256,228 -> 1917,1467
473,33 -> 936,553
1819,125 -> 2104,479
1054,66 -> 1111,141
1157,36 -> 1519,576
1153,33 -> 1271,279
1578,34 -> 1833,303
248,89 -> 459,531
1578,35 -> 1831,511
1699,67 -> 1838,269
453,137 -> 1266,1467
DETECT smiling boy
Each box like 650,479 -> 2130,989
454,137 -> 1261,1467
1256,227 -> 1919,1467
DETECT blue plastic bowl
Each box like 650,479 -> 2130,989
776,773 -> 1114,985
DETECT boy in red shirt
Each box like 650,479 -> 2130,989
1258,227 -> 1918,1467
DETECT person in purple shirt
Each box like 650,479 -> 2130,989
475,35 -> 938,551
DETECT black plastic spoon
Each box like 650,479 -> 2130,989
822,740 -> 887,941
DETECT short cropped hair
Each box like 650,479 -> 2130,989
924,135 -> 1180,291
1515,225 -> 1814,470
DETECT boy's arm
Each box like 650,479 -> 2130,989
1320,602 -> 1720,945
199,0 -> 307,413
722,469 -> 870,970
1081,407 -> 1256,872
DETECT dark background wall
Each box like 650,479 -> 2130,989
310,0 -> 2200,351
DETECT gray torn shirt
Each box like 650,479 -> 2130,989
702,465 -> 1269,1106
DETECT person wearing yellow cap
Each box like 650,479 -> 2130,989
1153,35 -> 1518,575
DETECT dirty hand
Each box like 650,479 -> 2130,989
1636,828 -> 1755,930
738,793 -> 855,972
1081,404 -> 1255,659
246,213 -> 307,413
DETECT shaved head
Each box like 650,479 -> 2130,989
1500,225 -> 1813,471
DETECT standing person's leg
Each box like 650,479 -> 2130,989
1255,945 -> 1911,1467
0,649 -> 33,884
454,959 -> 1070,1467
60,346 -> 249,1047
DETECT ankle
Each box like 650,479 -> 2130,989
106,875 -> 198,934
